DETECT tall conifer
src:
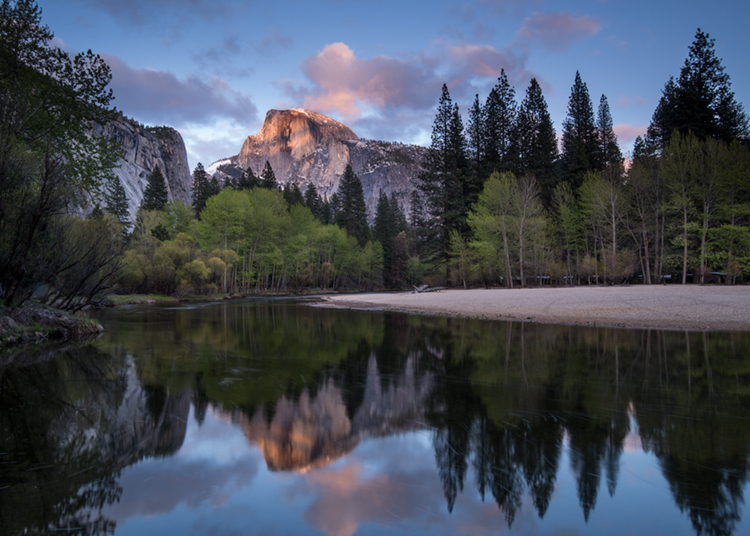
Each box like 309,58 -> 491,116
260,161 -> 277,189
335,164 -> 369,246
416,84 -> 471,275
191,162 -> 210,217
105,177 -> 131,229
140,165 -> 168,211
649,28 -> 749,145
561,71 -> 600,190
484,69 -> 517,174
516,78 -> 558,205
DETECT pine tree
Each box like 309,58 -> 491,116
597,95 -> 622,169
260,161 -> 277,189
335,164 -> 370,246
191,162 -> 210,217
467,94 -> 487,201
516,78 -> 558,205
484,69 -> 517,174
105,177 -> 131,228
304,183 -> 323,219
649,28 -> 749,145
373,191 -> 395,285
560,71 -> 601,190
416,84 -> 471,274
140,165 -> 168,211
283,181 -> 304,207
408,189 -> 426,257
238,166 -> 260,190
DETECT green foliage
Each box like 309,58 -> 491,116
162,199 -> 195,238
0,0 -> 119,306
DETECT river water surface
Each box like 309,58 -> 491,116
1,298 -> 749,535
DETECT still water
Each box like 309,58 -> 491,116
1,298 -> 749,535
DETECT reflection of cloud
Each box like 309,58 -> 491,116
106,457 -> 258,520
103,54 -> 257,127
302,462 -> 443,536
518,11 -> 602,49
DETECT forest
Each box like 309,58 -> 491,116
1,0 -> 748,308
118,28 -> 749,297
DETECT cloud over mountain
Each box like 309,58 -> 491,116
104,54 -> 257,126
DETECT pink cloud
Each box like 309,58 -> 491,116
614,123 -> 648,144
103,54 -> 257,126
295,42 -> 532,123
298,43 -> 442,119
518,11 -> 602,49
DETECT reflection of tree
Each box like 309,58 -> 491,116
638,330 -> 750,536
0,345 -> 124,535
88,301 -> 750,533
662,454 -> 747,536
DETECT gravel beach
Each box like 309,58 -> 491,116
318,285 -> 750,331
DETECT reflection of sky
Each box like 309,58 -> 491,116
102,407 -> 747,536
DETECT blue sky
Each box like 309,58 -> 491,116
39,0 -> 750,171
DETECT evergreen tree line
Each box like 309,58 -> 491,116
412,29 -> 750,287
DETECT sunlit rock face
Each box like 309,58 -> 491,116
235,354 -> 434,472
210,109 -> 427,216
89,116 -> 192,220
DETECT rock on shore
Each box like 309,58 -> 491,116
0,306 -> 104,351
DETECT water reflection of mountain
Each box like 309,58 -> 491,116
232,353 -> 434,471
104,358 -> 190,467
0,347 -> 190,535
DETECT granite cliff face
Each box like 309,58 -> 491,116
90,116 -> 192,219
210,109 -> 427,216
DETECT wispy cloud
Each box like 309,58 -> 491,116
103,54 -> 257,126
518,11 -> 602,49
77,0 -> 250,25
446,43 -> 530,86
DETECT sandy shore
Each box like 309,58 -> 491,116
317,286 -> 750,331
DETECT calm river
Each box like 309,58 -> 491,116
1,298 -> 749,535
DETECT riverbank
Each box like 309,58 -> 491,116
0,305 -> 104,351
316,285 -> 750,331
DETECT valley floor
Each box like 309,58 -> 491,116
317,285 -> 750,331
